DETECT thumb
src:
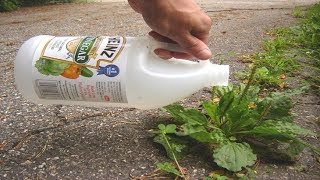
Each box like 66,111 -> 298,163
174,34 -> 212,60
128,0 -> 142,13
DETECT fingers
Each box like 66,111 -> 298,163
174,33 -> 212,60
149,31 -> 176,44
149,31 -> 196,60
150,31 -> 194,60
149,31 -> 211,60
154,48 -> 194,60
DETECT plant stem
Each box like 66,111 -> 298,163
162,132 -> 187,179
256,102 -> 272,125
239,66 -> 257,104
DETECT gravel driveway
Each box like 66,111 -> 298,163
0,1 -> 319,179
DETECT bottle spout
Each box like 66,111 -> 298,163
205,63 -> 229,87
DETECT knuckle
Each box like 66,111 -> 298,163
202,15 -> 212,28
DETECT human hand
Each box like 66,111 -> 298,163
128,0 -> 212,60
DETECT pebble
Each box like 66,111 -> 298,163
52,157 -> 60,160
21,160 -> 32,165
38,162 -> 46,169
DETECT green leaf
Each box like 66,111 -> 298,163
260,93 -> 293,120
214,86 -> 234,97
157,124 -> 177,134
204,174 -> 228,180
213,142 -> 257,172
181,124 -> 212,143
218,91 -> 235,117
179,124 -> 227,144
165,124 -> 177,134
202,101 -> 219,124
163,104 -> 186,123
178,109 -> 208,125
225,102 -> 259,134
286,139 -> 306,159
158,124 -> 166,131
258,88 -> 307,122
240,120 -> 315,141
153,134 -> 186,160
156,162 -> 182,177
164,105 -> 208,125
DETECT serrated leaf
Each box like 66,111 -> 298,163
213,142 -> 257,172
286,139 -> 306,159
164,104 -> 208,125
178,109 -> 208,125
180,124 -> 227,144
214,86 -> 234,97
165,124 -> 177,134
153,134 -> 186,160
163,104 -> 186,123
218,91 -> 235,117
226,102 -> 259,133
204,174 -> 228,180
265,94 -> 293,120
157,124 -> 177,134
158,124 -> 166,131
210,129 -> 229,145
180,124 -> 213,142
241,120 -> 315,140
202,101 -> 220,125
258,88 -> 307,122
156,162 -> 182,177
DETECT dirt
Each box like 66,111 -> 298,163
0,1 -> 319,179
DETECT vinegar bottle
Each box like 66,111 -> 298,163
15,35 -> 229,109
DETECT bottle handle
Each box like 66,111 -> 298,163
148,37 -> 211,64
148,36 -> 184,53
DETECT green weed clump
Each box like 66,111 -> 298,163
237,3 -> 320,90
292,3 -> 320,88
0,0 -> 20,11
151,81 -> 318,179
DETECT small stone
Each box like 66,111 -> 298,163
38,162 -> 46,169
21,160 -> 32,165
52,157 -> 60,160
288,166 -> 295,170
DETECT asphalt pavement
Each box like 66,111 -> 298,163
0,0 -> 319,179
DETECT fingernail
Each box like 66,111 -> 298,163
154,49 -> 171,60
197,48 -> 212,60
158,55 -> 171,60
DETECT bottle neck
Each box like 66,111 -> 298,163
205,63 -> 229,87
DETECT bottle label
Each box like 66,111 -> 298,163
32,36 -> 128,103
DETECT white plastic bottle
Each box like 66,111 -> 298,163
15,35 -> 229,109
